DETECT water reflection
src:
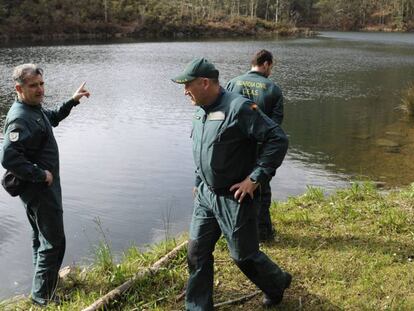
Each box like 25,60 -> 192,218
0,212 -> 21,251
0,32 -> 414,299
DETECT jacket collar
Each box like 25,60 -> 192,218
201,87 -> 225,113
16,99 -> 42,110
248,70 -> 267,78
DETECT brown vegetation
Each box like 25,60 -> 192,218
0,0 -> 413,42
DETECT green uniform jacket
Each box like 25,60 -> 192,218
192,89 -> 288,189
226,71 -> 284,125
1,99 -> 79,209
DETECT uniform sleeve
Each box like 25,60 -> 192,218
1,119 -> 46,182
271,86 -> 284,125
237,102 -> 288,185
43,98 -> 79,127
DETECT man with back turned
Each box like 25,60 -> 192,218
172,58 -> 291,310
0,64 -> 90,306
226,49 -> 284,241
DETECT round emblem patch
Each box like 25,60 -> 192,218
9,132 -> 19,142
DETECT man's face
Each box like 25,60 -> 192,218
16,74 -> 44,105
184,78 -> 207,106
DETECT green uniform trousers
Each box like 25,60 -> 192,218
257,181 -> 274,238
185,182 -> 286,311
21,180 -> 65,305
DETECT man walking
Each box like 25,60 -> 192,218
1,64 -> 90,306
226,49 -> 284,241
172,58 -> 291,310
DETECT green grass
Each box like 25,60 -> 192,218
402,82 -> 414,116
1,182 -> 414,310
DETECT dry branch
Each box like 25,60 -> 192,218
213,290 -> 261,308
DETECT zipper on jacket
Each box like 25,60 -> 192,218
198,113 -> 208,185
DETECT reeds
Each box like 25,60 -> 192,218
402,82 -> 414,116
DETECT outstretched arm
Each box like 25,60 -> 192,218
43,82 -> 90,126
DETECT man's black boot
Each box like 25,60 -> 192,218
262,272 -> 292,308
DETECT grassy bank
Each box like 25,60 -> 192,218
1,182 -> 413,310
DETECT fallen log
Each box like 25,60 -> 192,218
82,241 -> 188,311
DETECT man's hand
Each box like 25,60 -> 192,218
230,176 -> 259,203
72,82 -> 90,102
45,170 -> 53,186
192,187 -> 198,198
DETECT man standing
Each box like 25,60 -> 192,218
1,64 -> 90,306
172,58 -> 291,310
226,49 -> 284,241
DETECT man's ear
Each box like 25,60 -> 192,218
202,78 -> 210,89
15,84 -> 22,94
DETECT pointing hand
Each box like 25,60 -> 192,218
72,82 -> 90,102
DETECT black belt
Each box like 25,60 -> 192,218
208,185 -> 260,197
208,186 -> 233,196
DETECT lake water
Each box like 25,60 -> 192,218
0,31 -> 413,300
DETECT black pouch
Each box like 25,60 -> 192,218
1,170 -> 27,197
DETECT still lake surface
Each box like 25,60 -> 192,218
0,31 -> 413,299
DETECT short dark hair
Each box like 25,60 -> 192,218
251,49 -> 273,66
13,64 -> 43,85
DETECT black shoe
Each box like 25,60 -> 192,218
262,272 -> 292,308
31,295 -> 62,307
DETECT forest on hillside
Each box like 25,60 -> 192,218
0,0 -> 413,41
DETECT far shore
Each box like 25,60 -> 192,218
1,24 -> 413,46
0,27 -> 314,45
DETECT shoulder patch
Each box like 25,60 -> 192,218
207,111 -> 225,121
9,132 -> 19,142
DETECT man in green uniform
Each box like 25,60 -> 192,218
0,64 -> 90,306
172,58 -> 291,310
226,49 -> 284,241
